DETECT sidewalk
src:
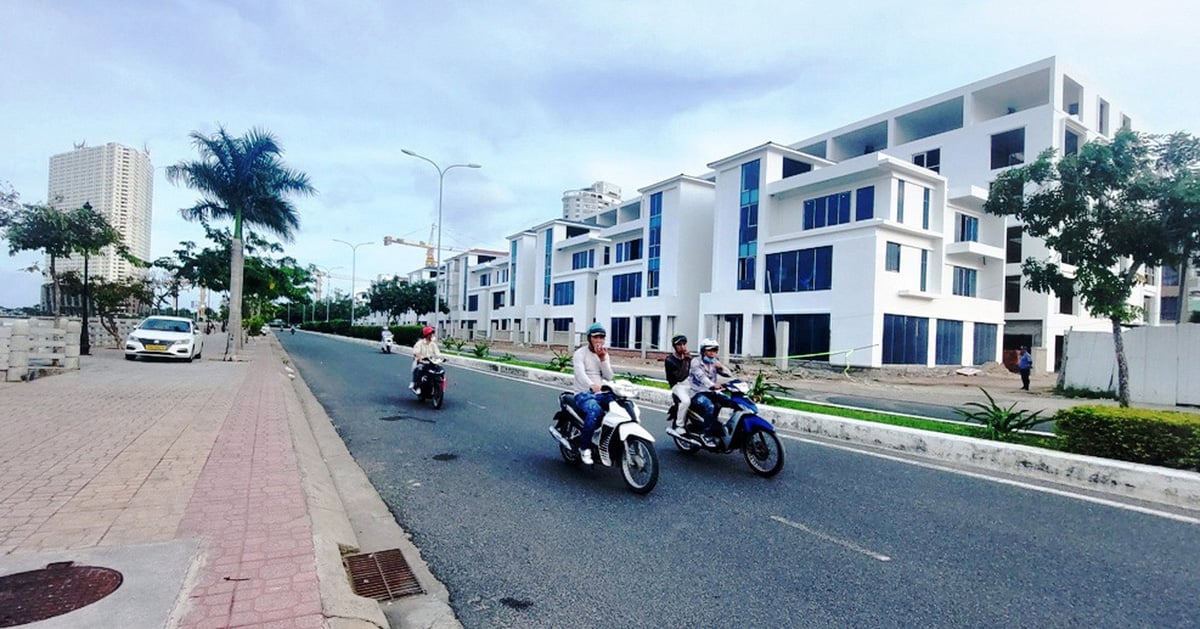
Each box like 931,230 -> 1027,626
0,333 -> 450,628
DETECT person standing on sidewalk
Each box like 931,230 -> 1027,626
664,334 -> 692,433
572,323 -> 614,465
1018,346 -> 1033,391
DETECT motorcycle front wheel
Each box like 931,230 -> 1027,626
743,428 -> 785,477
620,437 -> 659,494
431,384 -> 444,409
559,444 -> 581,465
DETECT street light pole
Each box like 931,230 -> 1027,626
332,240 -> 372,326
313,264 -> 342,323
401,149 -> 480,336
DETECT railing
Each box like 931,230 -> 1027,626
0,317 -> 81,381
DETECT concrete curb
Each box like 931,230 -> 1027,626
435,351 -> 1200,512
277,334 -> 461,629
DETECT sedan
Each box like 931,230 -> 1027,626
124,316 -> 204,362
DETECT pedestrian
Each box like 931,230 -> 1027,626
1018,345 -> 1032,391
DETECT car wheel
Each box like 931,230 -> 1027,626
125,354 -> 136,361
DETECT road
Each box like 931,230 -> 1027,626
281,332 -> 1199,628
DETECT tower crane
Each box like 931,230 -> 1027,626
383,228 -> 472,267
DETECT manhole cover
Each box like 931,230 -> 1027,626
0,561 -> 123,627
343,549 -> 423,601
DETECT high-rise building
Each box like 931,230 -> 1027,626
562,181 -> 622,220
47,142 -> 154,284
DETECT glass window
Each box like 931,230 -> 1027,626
766,246 -> 831,292
552,281 -> 575,306
882,314 -> 928,365
738,160 -> 759,290
855,186 -> 874,220
612,272 -> 642,302
935,319 -> 963,365
913,148 -> 941,173
1057,284 -> 1074,314
920,250 -> 929,292
1005,275 -> 1021,312
763,314 -> 831,359
493,291 -> 505,309
885,242 -> 901,272
610,317 -> 631,348
973,322 -> 997,365
956,214 -> 979,242
467,295 -> 478,312
991,128 -> 1026,169
897,180 -> 906,222
1006,226 -> 1023,263
952,266 -> 978,297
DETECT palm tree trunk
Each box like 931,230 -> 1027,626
1110,315 -> 1130,407
228,238 -> 245,356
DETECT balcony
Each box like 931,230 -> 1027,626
945,240 -> 1004,261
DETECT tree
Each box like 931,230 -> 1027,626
167,126 -> 315,358
367,278 -> 412,323
60,271 -> 152,343
985,129 -> 1200,407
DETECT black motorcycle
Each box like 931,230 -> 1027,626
413,357 -> 447,409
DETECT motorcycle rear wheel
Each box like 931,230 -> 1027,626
431,385 -> 444,409
621,437 -> 659,494
672,433 -> 700,453
559,444 -> 581,466
743,428 -> 785,477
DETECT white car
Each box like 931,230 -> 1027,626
124,316 -> 204,362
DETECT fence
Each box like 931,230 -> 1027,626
0,317 -> 81,382
1063,324 -> 1200,406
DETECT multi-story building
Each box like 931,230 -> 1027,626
441,248 -> 506,336
561,181 -> 622,221
434,57 -> 1167,371
46,142 -> 153,284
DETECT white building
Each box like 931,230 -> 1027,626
562,181 -> 622,221
441,248 -> 506,336
47,142 -> 153,283
432,57 -> 1169,370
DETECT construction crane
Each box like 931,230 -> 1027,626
383,229 -> 472,267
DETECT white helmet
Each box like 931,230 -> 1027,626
699,338 -> 719,351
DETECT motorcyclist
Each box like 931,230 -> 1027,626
689,338 -> 733,447
664,334 -> 692,434
411,325 -> 442,393
381,325 -> 394,349
572,323 -> 614,465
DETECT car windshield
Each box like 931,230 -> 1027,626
140,318 -> 191,333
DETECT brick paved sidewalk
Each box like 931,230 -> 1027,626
0,334 -> 381,628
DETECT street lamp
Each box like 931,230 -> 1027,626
402,149 -> 480,336
313,264 -> 342,322
332,240 -> 371,325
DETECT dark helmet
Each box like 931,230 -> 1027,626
671,334 -> 688,346
586,323 -> 606,337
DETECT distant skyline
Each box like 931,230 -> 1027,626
4,0 -> 1199,307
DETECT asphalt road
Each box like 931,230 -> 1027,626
281,332 -> 1199,628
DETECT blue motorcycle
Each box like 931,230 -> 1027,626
666,379 -> 785,477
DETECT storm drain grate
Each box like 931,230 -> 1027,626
343,549 -> 423,600
0,561 -> 123,627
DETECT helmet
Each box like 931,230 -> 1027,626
422,326 -> 435,337
671,334 -> 688,346
699,338 -> 719,351
586,323 -> 606,337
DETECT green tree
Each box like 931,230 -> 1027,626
167,126 -> 315,357
367,278 -> 412,323
985,129 -> 1200,406
60,271 -> 152,343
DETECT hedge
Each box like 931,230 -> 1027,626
299,321 -> 425,346
1056,405 -> 1200,471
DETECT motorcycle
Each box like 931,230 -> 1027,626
548,382 -> 659,494
666,379 -> 785,477
412,356 -> 446,409
380,329 -> 394,353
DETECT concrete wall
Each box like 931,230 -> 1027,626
1063,324 -> 1200,406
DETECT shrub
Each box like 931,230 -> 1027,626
1056,405 -> 1200,471
245,316 -> 266,336
443,338 -> 467,352
1055,385 -> 1117,400
472,343 -> 490,358
621,371 -> 648,386
547,350 -> 573,372
954,388 -> 1048,441
748,372 -> 791,405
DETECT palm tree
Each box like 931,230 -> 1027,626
167,126 -> 315,357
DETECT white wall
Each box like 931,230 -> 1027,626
1063,324 -> 1200,406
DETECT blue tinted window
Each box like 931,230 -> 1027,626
765,246 -> 832,293
885,242 -> 901,272
467,295 -> 478,312
856,186 -> 874,220
920,250 -> 929,291
953,266 -> 977,297
922,187 -> 931,229
552,281 -> 574,305
882,314 -> 928,364
738,160 -> 759,290
612,272 -> 642,302
973,322 -> 997,365
763,314 -> 831,359
610,317 -> 631,348
935,319 -> 963,365
804,191 -> 853,229
897,180 -> 906,222
956,214 -> 979,242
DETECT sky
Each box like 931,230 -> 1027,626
3,0 -> 1199,309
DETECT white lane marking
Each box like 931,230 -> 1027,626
770,515 -> 892,562
780,434 -> 1200,526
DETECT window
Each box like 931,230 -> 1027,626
882,314 -> 928,365
920,250 -> 929,292
1065,129 -> 1080,155
855,186 -> 874,220
509,240 -> 517,305
1004,275 -> 1021,312
913,148 -> 941,173
935,319 -> 963,365
896,180 -> 905,222
973,323 -> 998,365
952,266 -> 977,297
1006,226 -> 1023,263
610,317 -> 631,349
612,272 -> 642,302
885,242 -> 901,272
956,214 -> 979,242
648,192 -> 662,296
571,249 -> 594,270
765,246 -> 833,293
552,318 -> 571,332
602,246 -> 610,265
991,128 -> 1026,169
763,314 -> 831,360
738,160 -> 759,290
1098,99 -> 1110,135
782,157 -> 812,178
922,187 -> 931,229
616,238 -> 643,262
543,228 -> 553,304
552,281 -> 575,306
803,191 -> 852,229
467,295 -> 478,312
479,274 -> 491,287
493,291 -> 505,309
633,315 -> 661,350
1057,284 -> 1074,314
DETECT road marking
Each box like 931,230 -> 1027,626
780,434 -> 1200,526
770,515 -> 892,562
